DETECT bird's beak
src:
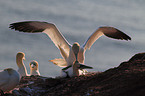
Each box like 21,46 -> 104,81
78,64 -> 93,69
23,57 -> 26,60
31,64 -> 35,68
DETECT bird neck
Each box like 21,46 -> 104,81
16,57 -> 28,76
16,58 -> 25,68
31,68 -> 38,71
30,69 -> 39,75
75,54 -> 78,61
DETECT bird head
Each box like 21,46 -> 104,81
16,52 -> 25,60
4,68 -> 16,75
72,42 -> 80,61
29,60 -> 39,70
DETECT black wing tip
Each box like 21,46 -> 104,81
119,32 -> 131,41
119,33 -> 131,41
9,23 -> 23,32
126,36 -> 131,41
9,21 -> 46,33
116,28 -> 131,41
9,23 -> 18,31
99,26 -> 131,41
119,35 -> 131,41
9,23 -> 15,29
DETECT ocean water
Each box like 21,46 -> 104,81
0,0 -> 145,77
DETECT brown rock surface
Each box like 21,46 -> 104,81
2,53 -> 145,96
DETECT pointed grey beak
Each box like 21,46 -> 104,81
31,64 -> 35,68
23,56 -> 26,60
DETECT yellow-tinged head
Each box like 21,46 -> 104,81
29,60 -> 39,70
16,52 -> 25,60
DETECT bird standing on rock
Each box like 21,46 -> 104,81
16,52 -> 28,77
62,42 -> 93,77
9,21 -> 131,77
29,60 -> 40,76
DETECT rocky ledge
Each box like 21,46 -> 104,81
2,53 -> 145,96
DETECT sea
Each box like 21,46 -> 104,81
0,0 -> 145,77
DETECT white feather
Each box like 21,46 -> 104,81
0,68 -> 20,92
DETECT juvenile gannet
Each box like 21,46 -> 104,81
29,60 -> 40,76
9,21 -> 131,76
16,52 -> 28,77
0,68 -> 20,92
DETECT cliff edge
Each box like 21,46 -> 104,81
3,53 -> 145,96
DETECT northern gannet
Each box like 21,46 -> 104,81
9,21 -> 131,76
16,52 -> 28,77
29,60 -> 40,76
61,42 -> 93,77
0,68 -> 20,92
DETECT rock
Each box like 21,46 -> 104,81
3,53 -> 145,96
12,90 -> 21,96
129,52 -> 145,62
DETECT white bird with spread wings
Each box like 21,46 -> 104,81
9,21 -> 131,77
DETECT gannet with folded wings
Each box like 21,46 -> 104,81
29,60 -> 40,76
9,21 -> 131,77
0,68 -> 20,92
16,52 -> 28,77
16,52 -> 40,76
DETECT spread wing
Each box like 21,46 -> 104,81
82,26 -> 131,51
9,21 -> 71,58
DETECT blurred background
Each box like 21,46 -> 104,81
0,0 -> 145,77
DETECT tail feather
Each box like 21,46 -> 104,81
49,58 -> 67,67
